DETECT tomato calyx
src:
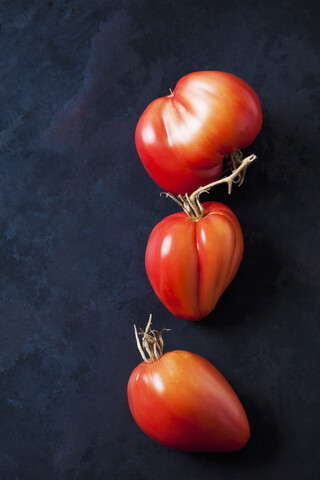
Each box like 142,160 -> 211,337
160,151 -> 257,221
134,314 -> 171,364
161,190 -> 206,221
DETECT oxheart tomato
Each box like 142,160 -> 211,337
135,71 -> 262,194
128,348 -> 250,452
145,201 -> 243,321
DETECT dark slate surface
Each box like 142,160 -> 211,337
1,0 -> 319,478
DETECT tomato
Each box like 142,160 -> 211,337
128,319 -> 250,452
135,71 -> 262,195
145,201 -> 243,321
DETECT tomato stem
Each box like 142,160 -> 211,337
134,314 -> 171,363
161,152 -> 256,220
190,152 -> 256,200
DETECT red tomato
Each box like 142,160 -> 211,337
128,349 -> 250,452
145,201 -> 243,321
135,71 -> 262,194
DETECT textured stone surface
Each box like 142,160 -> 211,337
0,0 -> 319,478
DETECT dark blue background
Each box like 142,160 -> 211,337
1,0 -> 319,478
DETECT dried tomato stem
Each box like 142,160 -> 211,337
160,192 -> 187,213
189,153 -> 256,202
161,152 -> 256,221
134,323 -> 150,363
134,314 -> 171,364
167,88 -> 174,98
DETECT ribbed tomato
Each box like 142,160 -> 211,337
135,71 -> 262,194
145,201 -> 243,321
128,319 -> 250,452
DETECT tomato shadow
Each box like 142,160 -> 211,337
186,394 -> 281,468
193,108 -> 307,330
194,130 -> 285,330
199,235 -> 283,330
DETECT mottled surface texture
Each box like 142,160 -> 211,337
0,0 -> 319,478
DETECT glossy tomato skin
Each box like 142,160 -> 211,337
135,71 -> 262,195
128,350 -> 250,452
145,202 -> 243,321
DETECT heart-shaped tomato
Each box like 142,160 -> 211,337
135,71 -> 262,194
145,201 -> 243,321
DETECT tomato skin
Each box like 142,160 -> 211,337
145,202 -> 243,321
135,71 -> 262,195
128,350 -> 250,452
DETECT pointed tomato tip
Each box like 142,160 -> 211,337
233,416 -> 251,451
